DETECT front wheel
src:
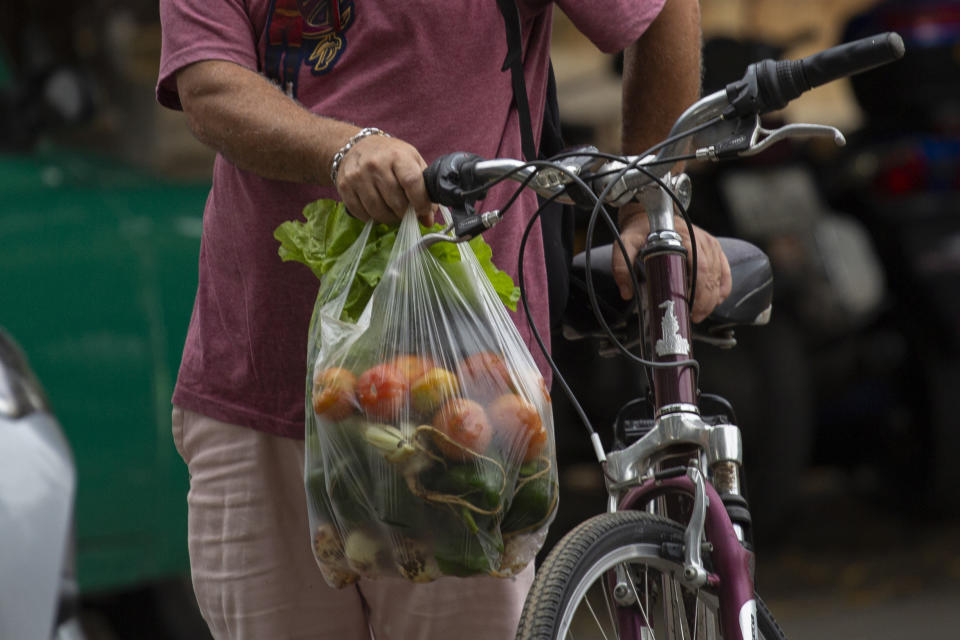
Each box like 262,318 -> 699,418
517,511 -> 786,640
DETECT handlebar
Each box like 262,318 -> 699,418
424,32 -> 906,219
725,32 -> 905,117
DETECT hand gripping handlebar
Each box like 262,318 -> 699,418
423,152 -> 486,208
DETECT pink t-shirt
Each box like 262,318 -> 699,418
157,0 -> 665,438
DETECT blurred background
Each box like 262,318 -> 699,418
1,0 -> 958,638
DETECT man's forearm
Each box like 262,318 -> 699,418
621,0 -> 702,157
176,59 -> 359,185
614,0 -> 730,321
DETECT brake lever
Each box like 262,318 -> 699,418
740,122 -> 846,156
416,222 -> 466,249
696,117 -> 846,162
413,205 -> 503,252
382,208 -> 475,283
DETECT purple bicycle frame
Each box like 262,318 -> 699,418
617,477 -> 757,640
643,251 -> 697,409
606,213 -> 757,639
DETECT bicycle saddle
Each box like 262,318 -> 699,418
562,237 -> 773,348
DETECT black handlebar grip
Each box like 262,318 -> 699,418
423,152 -> 484,207
727,32 -> 905,117
799,31 -> 905,90
753,58 -> 809,115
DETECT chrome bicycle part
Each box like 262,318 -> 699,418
694,118 -> 846,162
603,412 -> 743,493
672,173 -> 693,210
613,563 -> 636,606
682,465 -> 709,588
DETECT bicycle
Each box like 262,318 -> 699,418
422,32 -> 905,640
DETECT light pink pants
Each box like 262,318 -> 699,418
172,406 -> 535,640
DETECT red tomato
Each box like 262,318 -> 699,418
458,351 -> 513,401
431,398 -> 494,462
356,363 -> 409,422
488,393 -> 547,463
389,354 -> 437,384
312,367 -> 357,421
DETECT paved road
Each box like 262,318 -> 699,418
767,588 -> 960,640
757,469 -> 960,640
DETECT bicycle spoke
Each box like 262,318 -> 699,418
629,563 -> 654,638
581,593 -> 611,640
657,573 -> 672,639
666,576 -> 690,640
681,580 -> 696,640
692,595 -> 700,640
600,570 -> 617,638
644,566 -> 653,640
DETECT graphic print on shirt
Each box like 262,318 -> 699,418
264,0 -> 355,96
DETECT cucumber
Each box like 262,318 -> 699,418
501,459 -> 557,533
427,458 -> 506,512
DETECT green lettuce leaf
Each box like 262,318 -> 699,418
273,200 -> 520,321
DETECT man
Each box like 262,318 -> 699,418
157,1 -> 730,638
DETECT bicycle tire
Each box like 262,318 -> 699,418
517,511 -> 786,640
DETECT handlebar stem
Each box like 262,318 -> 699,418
636,176 -> 685,255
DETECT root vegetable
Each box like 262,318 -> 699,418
344,529 -> 384,575
363,423 -> 417,464
394,536 -> 441,583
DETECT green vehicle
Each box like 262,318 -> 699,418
1,45 -> 212,635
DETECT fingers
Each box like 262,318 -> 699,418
612,213 -> 650,300
334,135 -> 436,225
686,225 -> 732,323
614,208 -> 732,323
394,157 -> 437,227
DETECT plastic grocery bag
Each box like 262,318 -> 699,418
304,208 -> 558,587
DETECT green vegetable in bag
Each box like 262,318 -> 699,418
370,459 -> 424,530
318,457 -> 370,529
501,457 -> 558,534
435,540 -> 492,577
428,459 -> 507,513
274,199 -> 520,321
432,509 -> 501,577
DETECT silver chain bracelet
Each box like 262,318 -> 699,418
329,127 -> 390,184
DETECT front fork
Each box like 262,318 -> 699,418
617,469 -> 758,640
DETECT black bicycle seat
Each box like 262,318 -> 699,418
562,237 -> 773,345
